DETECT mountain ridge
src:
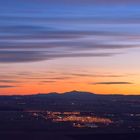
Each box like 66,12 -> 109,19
0,90 -> 139,97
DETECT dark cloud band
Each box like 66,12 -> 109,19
0,51 -> 118,63
0,85 -> 16,88
91,82 -> 133,85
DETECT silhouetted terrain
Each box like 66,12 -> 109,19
0,91 -> 140,140
0,91 -> 140,112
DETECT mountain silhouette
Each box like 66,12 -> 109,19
36,90 -> 96,99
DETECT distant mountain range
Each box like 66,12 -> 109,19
1,90 -> 137,102
36,90 -> 95,98
35,90 -> 140,98
0,91 -> 140,112
1,90 -> 140,98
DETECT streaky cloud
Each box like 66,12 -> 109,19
0,80 -> 19,83
0,51 -> 118,63
66,73 -> 124,78
0,85 -> 17,88
91,82 -> 133,85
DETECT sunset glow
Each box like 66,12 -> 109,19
0,0 -> 140,95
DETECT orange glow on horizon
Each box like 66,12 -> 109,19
0,81 -> 140,95
0,61 -> 140,95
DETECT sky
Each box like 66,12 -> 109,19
0,0 -> 140,95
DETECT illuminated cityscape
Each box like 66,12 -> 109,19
30,111 -> 113,128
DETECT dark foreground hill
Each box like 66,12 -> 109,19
0,91 -> 140,113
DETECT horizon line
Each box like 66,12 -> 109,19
0,90 -> 140,96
